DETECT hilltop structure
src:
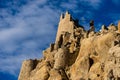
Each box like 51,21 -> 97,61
18,11 -> 120,80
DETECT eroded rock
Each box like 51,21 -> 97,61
18,11 -> 120,80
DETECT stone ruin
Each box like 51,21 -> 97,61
18,11 -> 120,80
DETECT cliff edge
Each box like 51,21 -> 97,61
18,12 -> 120,80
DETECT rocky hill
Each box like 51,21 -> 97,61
18,11 -> 120,80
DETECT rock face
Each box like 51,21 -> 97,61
18,12 -> 120,80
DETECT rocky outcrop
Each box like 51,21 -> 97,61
18,11 -> 120,80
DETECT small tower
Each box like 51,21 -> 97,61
55,11 -> 74,49
118,21 -> 120,33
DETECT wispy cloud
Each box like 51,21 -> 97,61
0,0 -> 59,76
60,0 -> 102,10
79,0 -> 102,9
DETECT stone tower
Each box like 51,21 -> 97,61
55,11 -> 74,42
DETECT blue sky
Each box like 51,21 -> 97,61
0,0 -> 120,80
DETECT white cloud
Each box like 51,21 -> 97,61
0,0 -> 59,76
